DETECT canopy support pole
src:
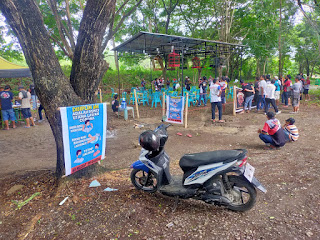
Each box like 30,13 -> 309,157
240,50 -> 243,81
115,50 -> 121,96
215,45 -> 218,78
150,57 -> 153,91
181,47 -> 184,96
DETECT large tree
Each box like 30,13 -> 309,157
0,0 -> 140,178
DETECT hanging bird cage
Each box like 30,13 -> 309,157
168,51 -> 180,68
152,55 -> 164,71
192,56 -> 201,69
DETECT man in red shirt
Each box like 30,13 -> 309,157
303,76 -> 311,101
258,112 -> 286,149
283,75 -> 292,107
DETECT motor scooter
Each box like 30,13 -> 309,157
130,124 -> 266,211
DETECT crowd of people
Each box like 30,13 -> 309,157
0,84 -> 44,130
143,73 -> 303,150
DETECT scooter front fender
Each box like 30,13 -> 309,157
131,160 -> 150,173
251,176 -> 267,193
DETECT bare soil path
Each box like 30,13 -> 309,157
0,100 -> 319,239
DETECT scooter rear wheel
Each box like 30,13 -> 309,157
225,175 -> 257,212
130,169 -> 158,193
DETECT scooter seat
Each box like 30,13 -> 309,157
179,149 -> 246,172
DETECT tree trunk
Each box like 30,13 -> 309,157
263,57 -> 268,75
278,0 -> 282,77
165,13 -> 171,34
256,58 -> 260,77
70,0 -> 113,102
0,0 -> 83,177
310,64 -> 315,77
306,58 -> 310,76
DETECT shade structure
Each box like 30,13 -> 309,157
0,56 -> 31,78
113,31 -> 246,56
112,31 -> 246,96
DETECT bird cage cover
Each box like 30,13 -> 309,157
168,51 -> 180,68
152,56 -> 164,71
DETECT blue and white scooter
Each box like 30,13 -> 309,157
130,124 -> 266,212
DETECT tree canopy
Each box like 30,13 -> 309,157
1,0 -> 320,77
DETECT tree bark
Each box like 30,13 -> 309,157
0,0 -> 83,177
70,0 -> 114,102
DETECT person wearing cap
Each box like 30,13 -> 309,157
0,85 -> 16,130
283,118 -> 299,142
18,85 -> 35,128
257,111 -> 286,149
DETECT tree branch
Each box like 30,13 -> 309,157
65,0 -> 76,51
102,0 -> 143,50
46,0 -> 74,59
115,0 -> 130,16
49,35 -> 71,58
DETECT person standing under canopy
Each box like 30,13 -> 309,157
0,85 -> 16,130
210,78 -> 224,123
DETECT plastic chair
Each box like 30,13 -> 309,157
187,92 -> 196,107
151,92 -> 162,108
141,92 -> 149,106
227,87 -> 233,99
129,93 -> 135,105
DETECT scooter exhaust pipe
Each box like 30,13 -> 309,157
202,194 -> 231,205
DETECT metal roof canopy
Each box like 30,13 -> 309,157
113,31 -> 246,56
112,32 -> 246,97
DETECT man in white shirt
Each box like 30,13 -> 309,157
264,80 -> 281,114
18,85 -> 36,128
210,78 -> 224,122
257,75 -> 267,112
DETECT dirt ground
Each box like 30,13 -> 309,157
0,98 -> 320,239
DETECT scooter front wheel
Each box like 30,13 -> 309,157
130,169 -> 158,193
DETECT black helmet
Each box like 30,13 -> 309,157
139,130 -> 160,151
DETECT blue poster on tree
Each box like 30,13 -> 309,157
166,96 -> 185,124
60,103 -> 107,176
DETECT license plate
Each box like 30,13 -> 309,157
244,162 -> 255,182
